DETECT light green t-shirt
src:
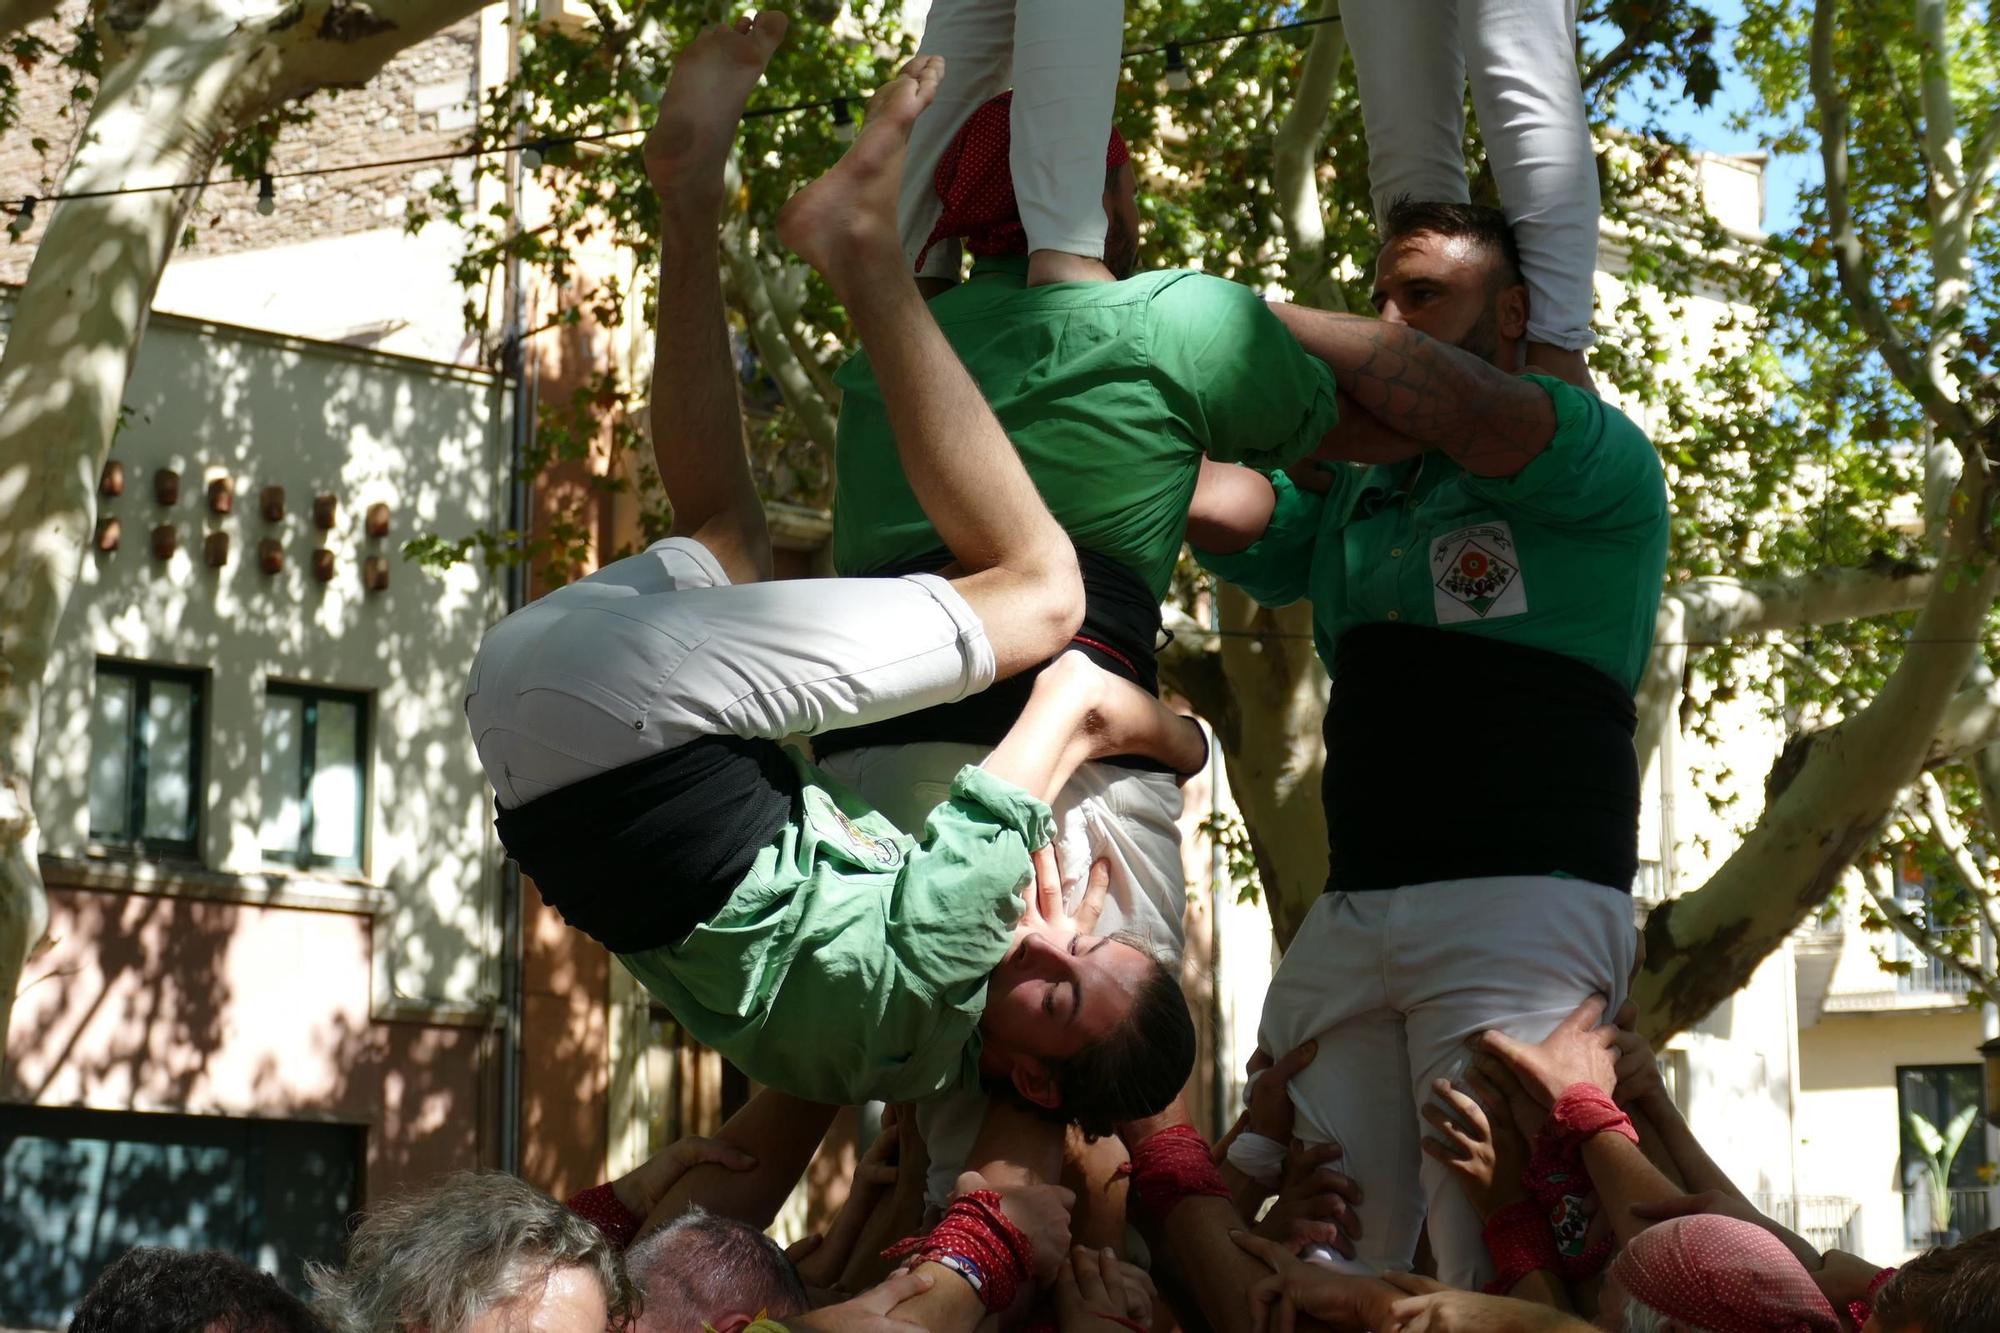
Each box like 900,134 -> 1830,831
832,256 -> 1341,598
1196,375 -> 1669,693
617,757 -> 1053,1106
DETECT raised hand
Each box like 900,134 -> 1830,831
1253,1140 -> 1365,1257
1420,1074 -> 1527,1222
954,1170 -> 1076,1282
1055,1245 -> 1154,1333
1230,1230 -> 1400,1333
790,1268 -> 935,1333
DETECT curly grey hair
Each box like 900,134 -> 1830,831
307,1170 -> 637,1332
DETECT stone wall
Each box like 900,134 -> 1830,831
0,3 -> 485,280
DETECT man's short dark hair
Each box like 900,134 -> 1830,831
1380,197 -> 1525,288
71,1246 -> 329,1333
1872,1227 -> 2000,1332
625,1206 -> 808,1333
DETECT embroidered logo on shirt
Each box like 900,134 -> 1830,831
805,786 -> 905,871
1430,521 -> 1528,624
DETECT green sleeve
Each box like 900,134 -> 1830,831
1193,467 -> 1330,608
1147,274 -> 1342,469
1461,375 -> 1669,530
888,765 -> 1048,994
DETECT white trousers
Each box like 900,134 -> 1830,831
465,537 -> 995,807
821,741 -> 1187,1203
1341,0 -> 1598,350
898,0 -> 1126,279
1259,877 -> 1636,1288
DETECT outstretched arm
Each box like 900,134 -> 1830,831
980,653 -> 1207,804
643,1088 -> 840,1235
1268,302 -> 1556,478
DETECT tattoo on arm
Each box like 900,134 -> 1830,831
1282,309 -> 1558,478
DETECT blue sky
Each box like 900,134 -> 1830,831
1596,0 -> 1816,234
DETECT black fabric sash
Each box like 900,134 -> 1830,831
1323,621 -> 1639,894
493,734 -> 800,953
815,547 -> 1167,768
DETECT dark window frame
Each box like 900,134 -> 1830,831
89,659 -> 206,860
261,681 -> 370,873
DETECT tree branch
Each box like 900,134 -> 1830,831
718,159 -> 837,454
1914,770 -> 2000,946
1668,559 -> 1934,642
1270,0 -> 1347,311
1810,0 -> 1987,455
1860,856 -> 1998,995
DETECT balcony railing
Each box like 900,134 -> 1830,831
1901,1188 -> 1996,1248
1896,954 -> 1978,997
1755,1194 -> 1860,1254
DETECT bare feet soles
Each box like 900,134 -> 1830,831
643,10 -> 790,209
776,55 -> 946,280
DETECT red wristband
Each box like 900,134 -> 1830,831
1549,1083 -> 1640,1146
882,1189 -> 1035,1313
1846,1265 -> 1897,1326
564,1182 -> 642,1250
1479,1198 -> 1561,1295
1520,1084 -> 1634,1283
1127,1124 -> 1233,1221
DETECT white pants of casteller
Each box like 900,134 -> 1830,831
821,741 -> 1186,1204
1341,0 -> 1598,350
1260,878 -> 1636,1288
897,0 -> 1126,280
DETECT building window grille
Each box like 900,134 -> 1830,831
88,660 -> 205,859
260,682 -> 368,872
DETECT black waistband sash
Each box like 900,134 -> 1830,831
493,734 -> 800,953
815,547 -> 1165,766
1323,622 -> 1639,895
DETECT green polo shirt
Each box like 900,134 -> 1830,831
832,256 -> 1341,599
616,755 -> 1051,1106
1196,375 -> 1668,692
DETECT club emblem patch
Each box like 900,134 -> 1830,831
805,787 -> 904,872
1429,521 -> 1527,624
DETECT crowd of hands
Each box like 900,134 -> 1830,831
597,984 -> 1894,1333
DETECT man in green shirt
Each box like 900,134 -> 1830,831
1189,201 -> 1669,1288
469,23 -> 1198,1132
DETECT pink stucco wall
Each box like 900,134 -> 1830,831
4,883 -> 493,1201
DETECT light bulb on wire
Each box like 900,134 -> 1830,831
1164,41 -> 1192,91
255,174 -> 276,216
831,98 -> 855,143
7,196 -> 35,241
520,139 -> 546,171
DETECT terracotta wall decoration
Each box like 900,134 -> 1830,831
207,477 -> 234,514
261,485 -> 286,521
100,460 -> 124,498
150,525 -> 177,560
313,494 -> 337,530
363,556 -> 390,593
312,549 -> 336,583
153,469 -> 180,506
94,517 -> 121,552
203,532 -> 229,568
258,538 -> 284,576
365,502 -> 391,539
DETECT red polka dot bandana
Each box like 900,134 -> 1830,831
1610,1216 -> 1840,1333
916,90 -> 1130,271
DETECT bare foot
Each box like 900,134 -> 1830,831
775,55 -> 945,280
643,10 -> 790,207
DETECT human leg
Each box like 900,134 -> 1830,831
641,12 -> 789,585
777,61 -> 1084,679
1338,0 -> 1471,229
1257,891 -> 1429,1274
1391,875 -> 1637,1288
899,0 -> 1017,282
1463,0 -> 1598,368
1010,0 -> 1125,285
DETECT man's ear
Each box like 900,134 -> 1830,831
1009,1058 -> 1062,1111
1497,281 -> 1529,341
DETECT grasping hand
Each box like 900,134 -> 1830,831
1419,1071 -> 1527,1222
610,1134 -> 757,1221
790,1268 -> 935,1333
1379,1276 -> 1592,1333
1253,1140 -> 1365,1258
954,1170 -> 1075,1283
1054,1245 -> 1155,1333
795,1110 -> 902,1290
1230,1230 -> 1400,1333
1018,852 -> 1111,943
1472,997 -> 1618,1107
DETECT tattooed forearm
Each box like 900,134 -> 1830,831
1270,305 -> 1557,478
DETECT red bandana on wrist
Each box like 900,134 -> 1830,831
881,1189 -> 1035,1313
916,90 -> 1131,272
1125,1123 -> 1232,1221
1522,1084 -> 1640,1282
